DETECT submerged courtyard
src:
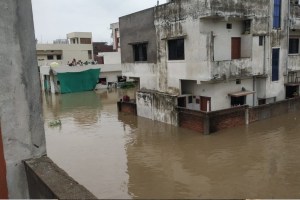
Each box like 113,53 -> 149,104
43,89 -> 300,199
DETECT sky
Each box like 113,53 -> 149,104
32,0 -> 167,44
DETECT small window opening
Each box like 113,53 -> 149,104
226,23 -> 232,29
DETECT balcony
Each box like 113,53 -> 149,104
211,58 -> 255,80
200,0 -> 245,20
290,4 -> 300,29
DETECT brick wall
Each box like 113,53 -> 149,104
117,101 -> 137,115
0,124 -> 8,199
178,106 -> 247,134
178,111 -> 204,133
209,106 -> 247,133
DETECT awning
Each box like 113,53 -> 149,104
228,90 -> 255,97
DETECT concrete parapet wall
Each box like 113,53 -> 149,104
249,97 -> 300,123
24,156 -> 96,199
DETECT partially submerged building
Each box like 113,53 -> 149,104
36,32 -> 94,66
119,0 -> 300,125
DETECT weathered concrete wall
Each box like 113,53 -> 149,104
24,156 -> 96,199
249,97 -> 300,123
0,0 -> 46,198
136,91 -> 178,126
120,8 -> 157,64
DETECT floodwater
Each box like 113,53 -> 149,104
43,89 -> 300,199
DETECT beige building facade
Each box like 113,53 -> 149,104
36,32 -> 93,66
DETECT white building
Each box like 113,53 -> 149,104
120,0 -> 300,125
96,23 -> 123,89
36,32 -> 93,66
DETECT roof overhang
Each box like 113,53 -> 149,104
228,90 -> 255,97
285,83 -> 300,86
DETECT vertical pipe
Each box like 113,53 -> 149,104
0,124 -> 8,199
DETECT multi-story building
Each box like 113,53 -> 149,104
36,32 -> 93,66
119,0 -> 300,125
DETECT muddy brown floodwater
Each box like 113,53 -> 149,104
43,89 -> 300,199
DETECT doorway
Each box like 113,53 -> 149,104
286,85 -> 299,99
231,37 -> 241,59
200,96 -> 211,112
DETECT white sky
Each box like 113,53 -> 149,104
31,0 -> 167,44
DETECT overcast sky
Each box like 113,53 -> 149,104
32,0 -> 167,44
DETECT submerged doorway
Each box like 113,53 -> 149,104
286,85 -> 299,99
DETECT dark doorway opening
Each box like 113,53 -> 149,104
231,96 -> 246,106
178,97 -> 186,108
286,85 -> 299,99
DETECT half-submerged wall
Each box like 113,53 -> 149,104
136,91 -> 178,126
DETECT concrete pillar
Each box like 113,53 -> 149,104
0,0 -> 46,198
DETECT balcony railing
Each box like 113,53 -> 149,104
211,58 -> 255,80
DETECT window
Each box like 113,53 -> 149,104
47,55 -> 54,60
243,20 -> 251,33
80,38 -> 91,44
56,55 -> 62,60
133,43 -> 147,62
273,0 -> 281,29
88,50 -> 92,59
226,23 -> 232,29
259,36 -> 264,46
168,38 -> 185,60
289,38 -> 299,54
272,48 -> 280,81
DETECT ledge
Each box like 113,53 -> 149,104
24,156 -> 97,199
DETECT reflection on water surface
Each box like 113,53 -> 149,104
43,89 -> 300,199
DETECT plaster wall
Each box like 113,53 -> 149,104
119,8 -> 157,64
122,63 -> 157,90
36,44 -> 93,66
136,91 -> 178,125
182,79 -> 254,111
0,0 -> 46,198
99,51 -> 121,65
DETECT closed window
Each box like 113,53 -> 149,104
273,0 -> 281,29
168,38 -> 185,60
272,48 -> 280,81
289,38 -> 299,54
56,55 -> 62,60
133,43 -> 147,62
